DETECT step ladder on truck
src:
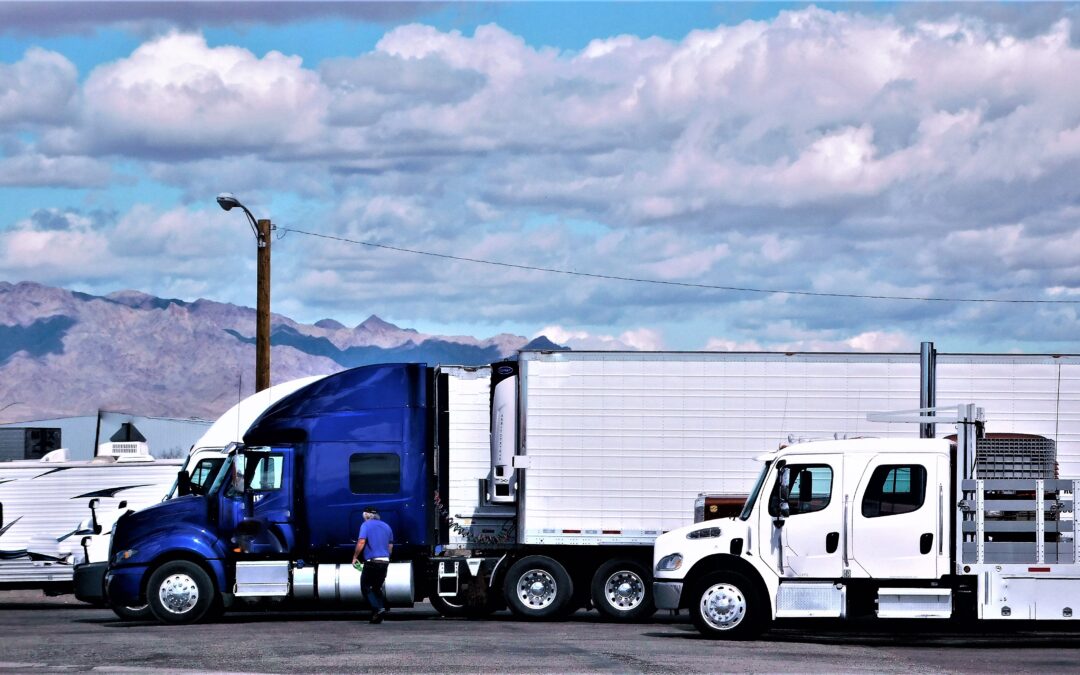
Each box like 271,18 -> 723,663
652,403 -> 1078,639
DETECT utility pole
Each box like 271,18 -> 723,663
256,218 -> 272,392
217,193 -> 273,393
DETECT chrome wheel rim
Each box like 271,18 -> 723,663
604,570 -> 646,610
517,569 -> 558,609
158,573 -> 200,614
700,582 -> 746,631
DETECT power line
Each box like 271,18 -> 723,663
277,227 -> 1080,305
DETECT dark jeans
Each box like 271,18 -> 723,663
360,560 -> 389,612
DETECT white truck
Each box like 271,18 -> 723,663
652,403 -> 1078,638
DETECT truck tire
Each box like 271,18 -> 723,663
690,570 -> 766,640
590,558 -> 655,621
147,560 -> 216,625
503,555 -> 574,620
110,603 -> 152,621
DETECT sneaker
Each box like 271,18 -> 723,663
370,609 -> 387,624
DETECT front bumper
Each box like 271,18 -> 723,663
74,562 -> 109,604
105,564 -> 148,607
653,581 -> 684,610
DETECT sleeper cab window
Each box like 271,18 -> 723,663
768,464 -> 833,516
861,464 -> 928,518
349,453 -> 401,494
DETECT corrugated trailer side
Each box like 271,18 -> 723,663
517,352 -> 1080,544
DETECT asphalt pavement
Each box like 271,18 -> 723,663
2,590 -> 1079,673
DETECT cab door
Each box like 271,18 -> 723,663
849,453 -> 943,579
758,454 -> 844,578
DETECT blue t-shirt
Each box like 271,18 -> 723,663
358,519 -> 393,560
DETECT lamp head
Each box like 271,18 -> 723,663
216,192 -> 241,211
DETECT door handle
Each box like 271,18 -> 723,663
825,531 -> 839,554
920,532 -> 933,555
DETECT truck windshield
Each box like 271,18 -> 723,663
208,453 -> 236,497
739,461 -> 772,521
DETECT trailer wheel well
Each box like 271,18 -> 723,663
682,555 -> 768,612
142,552 -> 219,601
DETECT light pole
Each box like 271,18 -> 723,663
217,192 -> 272,393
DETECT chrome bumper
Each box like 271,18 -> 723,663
653,581 -> 684,610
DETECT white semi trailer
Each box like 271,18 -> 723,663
653,403 -> 1080,638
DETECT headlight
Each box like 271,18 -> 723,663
656,553 -> 683,571
113,549 -> 138,564
687,527 -> 722,540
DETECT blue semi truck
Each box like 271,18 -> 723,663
100,349 -> 1020,625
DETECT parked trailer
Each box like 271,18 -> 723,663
103,349 -> 1079,624
0,442 -> 181,593
652,403 -> 1080,639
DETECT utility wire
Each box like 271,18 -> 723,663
278,227 -> 1080,305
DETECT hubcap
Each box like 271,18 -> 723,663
604,570 -> 646,610
700,582 -> 746,631
158,573 -> 200,614
517,569 -> 558,609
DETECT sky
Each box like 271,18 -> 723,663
1,1 -> 1080,353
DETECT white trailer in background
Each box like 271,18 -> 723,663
0,442 -> 182,592
72,375 -> 327,615
434,349 -> 1080,621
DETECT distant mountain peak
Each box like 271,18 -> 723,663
356,314 -> 400,332
523,335 -> 570,351
314,318 -> 345,330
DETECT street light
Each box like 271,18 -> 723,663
217,192 -> 272,393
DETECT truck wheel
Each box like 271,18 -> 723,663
690,571 -> 766,640
110,603 -> 152,621
590,559 -> 655,621
147,560 -> 215,624
503,555 -> 573,620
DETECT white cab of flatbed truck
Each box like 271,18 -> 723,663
654,404 -> 1080,639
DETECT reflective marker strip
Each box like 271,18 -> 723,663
1029,567 -> 1051,572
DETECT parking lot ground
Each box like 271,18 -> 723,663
4,590 -> 1080,673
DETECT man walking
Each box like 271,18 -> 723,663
352,506 -> 393,623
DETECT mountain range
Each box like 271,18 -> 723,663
0,281 -> 563,423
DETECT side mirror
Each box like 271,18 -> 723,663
176,469 -> 192,497
88,498 -> 101,534
778,466 -> 791,503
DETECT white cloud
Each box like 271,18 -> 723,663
0,206 -> 251,293
538,325 -> 665,351
80,32 -> 327,157
0,48 -> 77,126
0,153 -> 112,187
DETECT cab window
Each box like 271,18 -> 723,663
768,464 -> 833,516
861,465 -> 927,517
